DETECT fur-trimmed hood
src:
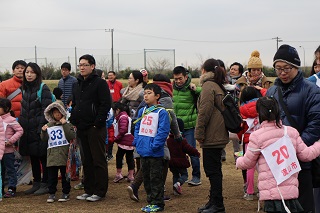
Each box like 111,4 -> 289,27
44,100 -> 67,122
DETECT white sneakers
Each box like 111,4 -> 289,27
76,193 -> 102,202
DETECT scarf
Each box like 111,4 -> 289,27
153,81 -> 173,97
243,71 -> 265,87
121,83 -> 143,101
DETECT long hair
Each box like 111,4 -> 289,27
202,58 -> 226,89
22,62 -> 42,90
131,71 -> 144,87
310,59 -> 318,76
256,96 -> 281,128
239,86 -> 262,104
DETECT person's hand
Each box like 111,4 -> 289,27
253,85 -> 263,90
42,124 -> 48,131
60,117 -> 67,124
189,83 -> 196,91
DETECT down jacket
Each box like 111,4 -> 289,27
19,82 -> 53,156
167,134 -> 200,168
2,113 -> 23,154
195,72 -> 229,148
114,111 -> 134,146
41,101 -> 76,167
0,76 -> 23,117
266,71 -> 320,169
236,121 -> 320,201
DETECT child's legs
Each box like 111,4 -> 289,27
3,153 -> 17,189
245,143 -> 255,194
178,168 -> 188,185
141,158 -> 151,203
124,150 -> 135,171
169,167 -> 180,184
116,147 -> 126,170
59,166 -> 71,194
162,160 -> 169,185
47,166 -> 59,194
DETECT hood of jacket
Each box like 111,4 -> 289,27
44,100 -> 67,122
200,71 -> 215,86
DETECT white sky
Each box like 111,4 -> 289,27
0,0 -> 319,72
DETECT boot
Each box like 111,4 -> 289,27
33,183 -> 49,195
127,170 -> 134,182
202,205 -> 225,213
24,182 -> 41,195
198,191 -> 214,213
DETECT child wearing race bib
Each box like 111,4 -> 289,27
0,98 -> 23,199
41,101 -> 76,203
133,83 -> 170,213
236,97 -> 320,213
112,101 -> 134,183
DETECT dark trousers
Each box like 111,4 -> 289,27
2,153 -> 17,189
141,157 -> 164,208
116,147 -> 134,170
77,126 -> 108,197
107,143 -> 114,157
298,169 -> 315,213
30,155 -> 48,183
203,148 -> 224,207
47,166 -> 70,194
170,167 -> 188,185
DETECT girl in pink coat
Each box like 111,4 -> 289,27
0,98 -> 23,200
236,97 -> 320,213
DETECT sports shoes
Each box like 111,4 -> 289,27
141,204 -> 164,212
127,184 -> 139,202
86,194 -> 102,202
4,189 -> 16,198
76,193 -> 91,200
188,177 -> 202,186
47,194 -> 56,203
58,193 -> 70,202
173,182 -> 182,195
163,195 -> 171,201
74,182 -> 84,190
243,193 -> 254,201
113,174 -> 124,183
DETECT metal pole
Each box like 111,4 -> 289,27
74,47 -> 78,74
111,29 -> 114,71
144,49 -> 146,69
35,45 -> 37,63
173,49 -> 176,69
117,53 -> 120,72
299,46 -> 306,72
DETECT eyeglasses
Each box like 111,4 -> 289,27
77,64 -> 91,68
274,67 -> 294,73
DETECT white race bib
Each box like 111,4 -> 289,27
139,111 -> 160,137
244,117 -> 260,134
47,126 -> 69,149
110,89 -> 115,94
261,127 -> 301,185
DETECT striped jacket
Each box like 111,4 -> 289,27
58,75 -> 77,106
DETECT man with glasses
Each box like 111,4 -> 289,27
267,44 -> 320,213
58,62 -> 77,107
70,54 -> 111,202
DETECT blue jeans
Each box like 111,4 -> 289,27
170,167 -> 188,186
2,153 -> 17,189
183,128 -> 200,179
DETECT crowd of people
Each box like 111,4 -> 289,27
0,44 -> 319,213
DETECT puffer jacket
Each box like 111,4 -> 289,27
114,111 -> 134,146
133,105 -> 170,157
173,73 -> 201,129
0,116 -> 5,160
236,121 -> 320,201
58,75 -> 77,107
2,113 -> 23,154
195,72 -> 228,148
0,76 -> 23,117
167,134 -> 200,168
41,101 -> 76,167
266,71 -> 320,169
19,81 -> 53,156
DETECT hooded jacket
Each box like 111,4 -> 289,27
41,101 -> 76,167
2,112 -> 23,154
195,72 -> 229,148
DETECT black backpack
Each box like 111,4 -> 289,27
215,93 -> 242,133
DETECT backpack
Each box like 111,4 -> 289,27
37,83 -> 56,103
189,88 -> 199,113
215,93 -> 242,133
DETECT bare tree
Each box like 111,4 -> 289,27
41,63 -> 57,80
147,57 -> 172,74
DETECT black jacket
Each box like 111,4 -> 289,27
70,72 -> 111,130
19,82 -> 53,156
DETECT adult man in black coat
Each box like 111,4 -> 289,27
70,54 -> 111,202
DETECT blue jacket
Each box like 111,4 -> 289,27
307,73 -> 320,85
58,75 -> 77,107
133,105 -> 170,158
267,71 -> 320,169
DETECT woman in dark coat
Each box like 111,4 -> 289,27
19,62 -> 53,195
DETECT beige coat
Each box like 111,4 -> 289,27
195,72 -> 229,148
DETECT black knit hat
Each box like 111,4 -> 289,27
273,44 -> 301,68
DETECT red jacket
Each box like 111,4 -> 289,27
0,76 -> 23,117
107,80 -> 123,102
167,134 -> 200,168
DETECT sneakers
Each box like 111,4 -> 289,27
188,177 -> 202,186
34,183 -> 49,195
173,182 -> 182,195
86,194 -> 102,202
76,193 -> 91,200
243,193 -> 254,201
4,189 -> 16,198
163,195 -> 171,201
47,194 -> 56,203
141,204 -> 164,212
58,194 -> 70,202
127,184 -> 139,202
113,174 -> 124,183
74,182 -> 85,190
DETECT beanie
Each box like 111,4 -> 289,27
247,50 -> 263,69
273,44 -> 301,68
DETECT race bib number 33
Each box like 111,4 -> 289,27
47,126 -> 69,149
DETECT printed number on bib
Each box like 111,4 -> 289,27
47,126 -> 69,149
139,112 -> 159,137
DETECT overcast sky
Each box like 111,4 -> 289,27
0,0 -> 319,72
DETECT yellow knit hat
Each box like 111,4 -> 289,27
247,50 -> 263,69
